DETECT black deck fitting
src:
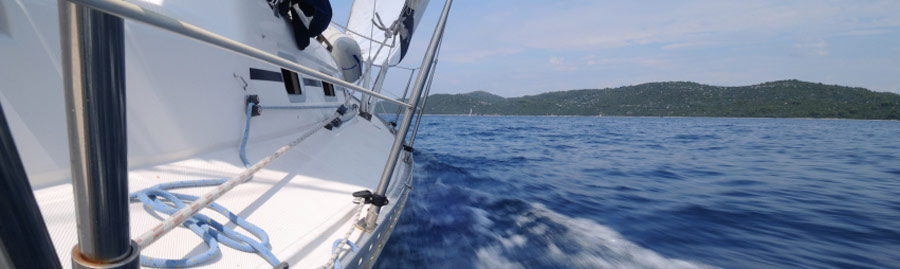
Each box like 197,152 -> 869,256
246,95 -> 261,117
352,190 -> 389,207
359,111 -> 372,121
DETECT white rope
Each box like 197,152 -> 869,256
372,12 -> 401,40
329,21 -> 394,48
321,201 -> 367,269
134,115 -> 337,250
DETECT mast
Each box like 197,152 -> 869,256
365,0 -> 453,231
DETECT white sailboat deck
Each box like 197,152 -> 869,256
34,116 -> 409,268
2,0 -> 446,266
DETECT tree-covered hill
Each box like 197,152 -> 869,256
375,80 -> 900,120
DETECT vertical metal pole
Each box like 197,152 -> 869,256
393,69 -> 417,126
408,59 -> 439,147
365,0 -> 453,230
0,99 -> 63,268
58,1 -> 140,268
408,34 -> 443,147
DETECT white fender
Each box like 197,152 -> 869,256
325,31 -> 363,83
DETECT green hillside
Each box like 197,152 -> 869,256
375,80 -> 900,120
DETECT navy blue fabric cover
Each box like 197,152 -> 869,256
278,0 -> 332,50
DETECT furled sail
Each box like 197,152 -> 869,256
346,0 -> 430,65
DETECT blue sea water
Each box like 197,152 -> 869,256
374,116 -> 900,269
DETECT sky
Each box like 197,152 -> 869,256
332,0 -> 900,97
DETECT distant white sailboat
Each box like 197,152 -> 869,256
0,0 -> 452,268
469,108 -> 474,116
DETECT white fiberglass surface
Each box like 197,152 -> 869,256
35,115 -> 408,268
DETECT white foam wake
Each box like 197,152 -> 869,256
473,203 -> 712,269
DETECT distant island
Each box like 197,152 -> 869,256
375,80 -> 900,120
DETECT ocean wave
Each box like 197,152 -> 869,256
472,203 -> 710,269
377,153 -> 710,269
377,116 -> 900,268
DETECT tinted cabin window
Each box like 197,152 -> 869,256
281,69 -> 301,94
322,82 -> 335,96
303,78 -> 321,87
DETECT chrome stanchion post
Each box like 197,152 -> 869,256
58,1 -> 140,268
364,0 -> 453,231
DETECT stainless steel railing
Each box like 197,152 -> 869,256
54,0 -> 452,267
364,0 -> 453,231
65,0 -> 411,109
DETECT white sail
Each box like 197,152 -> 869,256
346,0 -> 431,65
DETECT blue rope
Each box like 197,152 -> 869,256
239,102 -> 254,168
130,180 -> 280,267
130,102 -> 281,267
330,239 -> 359,269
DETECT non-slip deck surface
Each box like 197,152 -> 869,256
35,116 -> 404,268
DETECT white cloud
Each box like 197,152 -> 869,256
596,57 -> 670,68
549,56 -> 564,65
662,42 -> 709,50
548,56 -> 576,72
838,29 -> 893,36
461,1 -> 900,51
391,0 -> 900,96
584,55 -> 600,65
795,39 -> 829,56
443,48 -> 524,64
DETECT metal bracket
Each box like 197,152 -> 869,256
353,190 -> 389,233
359,111 -> 373,121
233,73 -> 249,91
402,151 -> 412,164
324,118 -> 343,131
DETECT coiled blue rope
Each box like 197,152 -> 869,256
132,102 -> 353,267
130,179 -> 280,267
130,102 -> 280,267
